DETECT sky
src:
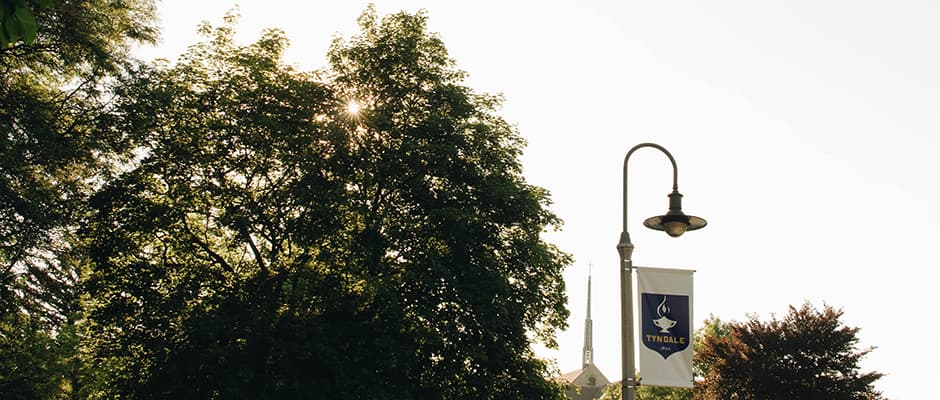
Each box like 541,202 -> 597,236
136,1 -> 940,398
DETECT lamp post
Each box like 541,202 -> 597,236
617,143 -> 706,400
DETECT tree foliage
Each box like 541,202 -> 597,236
600,381 -> 692,400
695,303 -> 885,400
599,309 -> 882,400
0,0 -> 157,324
0,0 -> 157,76
0,0 -> 52,48
79,8 -> 570,399
1,1 -> 156,397
0,310 -> 64,399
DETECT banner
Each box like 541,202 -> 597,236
636,267 -> 694,388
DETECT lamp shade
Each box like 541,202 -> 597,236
644,213 -> 707,237
642,190 -> 706,237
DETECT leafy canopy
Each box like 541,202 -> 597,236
1,1 -> 156,397
695,303 -> 885,400
80,7 -> 571,399
1,0 -> 158,326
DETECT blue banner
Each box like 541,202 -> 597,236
640,293 -> 690,359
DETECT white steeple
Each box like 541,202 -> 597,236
582,263 -> 594,368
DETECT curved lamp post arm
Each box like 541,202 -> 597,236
619,143 -> 680,249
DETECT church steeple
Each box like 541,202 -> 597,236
582,264 -> 594,368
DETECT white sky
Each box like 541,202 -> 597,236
138,1 -> 940,398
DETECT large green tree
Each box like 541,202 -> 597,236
81,8 -> 569,399
1,1 -> 156,397
695,303 -> 885,400
0,0 -> 157,324
325,8 -> 570,397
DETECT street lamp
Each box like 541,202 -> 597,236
617,143 -> 706,400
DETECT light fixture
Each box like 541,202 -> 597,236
643,190 -> 707,237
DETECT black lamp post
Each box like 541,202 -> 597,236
617,143 -> 706,400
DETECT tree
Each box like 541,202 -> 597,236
692,314 -> 730,378
1,1 -> 156,398
78,14 -> 348,397
325,7 -> 570,397
1,0 -> 158,324
695,303 -> 885,400
80,7 -> 570,399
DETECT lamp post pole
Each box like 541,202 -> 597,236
617,231 -> 636,400
617,143 -> 706,400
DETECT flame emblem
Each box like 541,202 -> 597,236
652,296 -> 678,333
657,297 -> 670,317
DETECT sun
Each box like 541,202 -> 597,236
346,100 -> 361,115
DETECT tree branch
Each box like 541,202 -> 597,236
239,225 -> 268,275
181,217 -> 234,275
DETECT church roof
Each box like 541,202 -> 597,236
558,363 -> 610,400
559,363 -> 610,387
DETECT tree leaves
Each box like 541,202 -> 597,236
1,5 -> 158,398
0,0 -> 45,47
76,9 -> 571,399
695,303 -> 885,400
2,4 -> 570,398
0,0 -> 158,325
318,8 -> 570,398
